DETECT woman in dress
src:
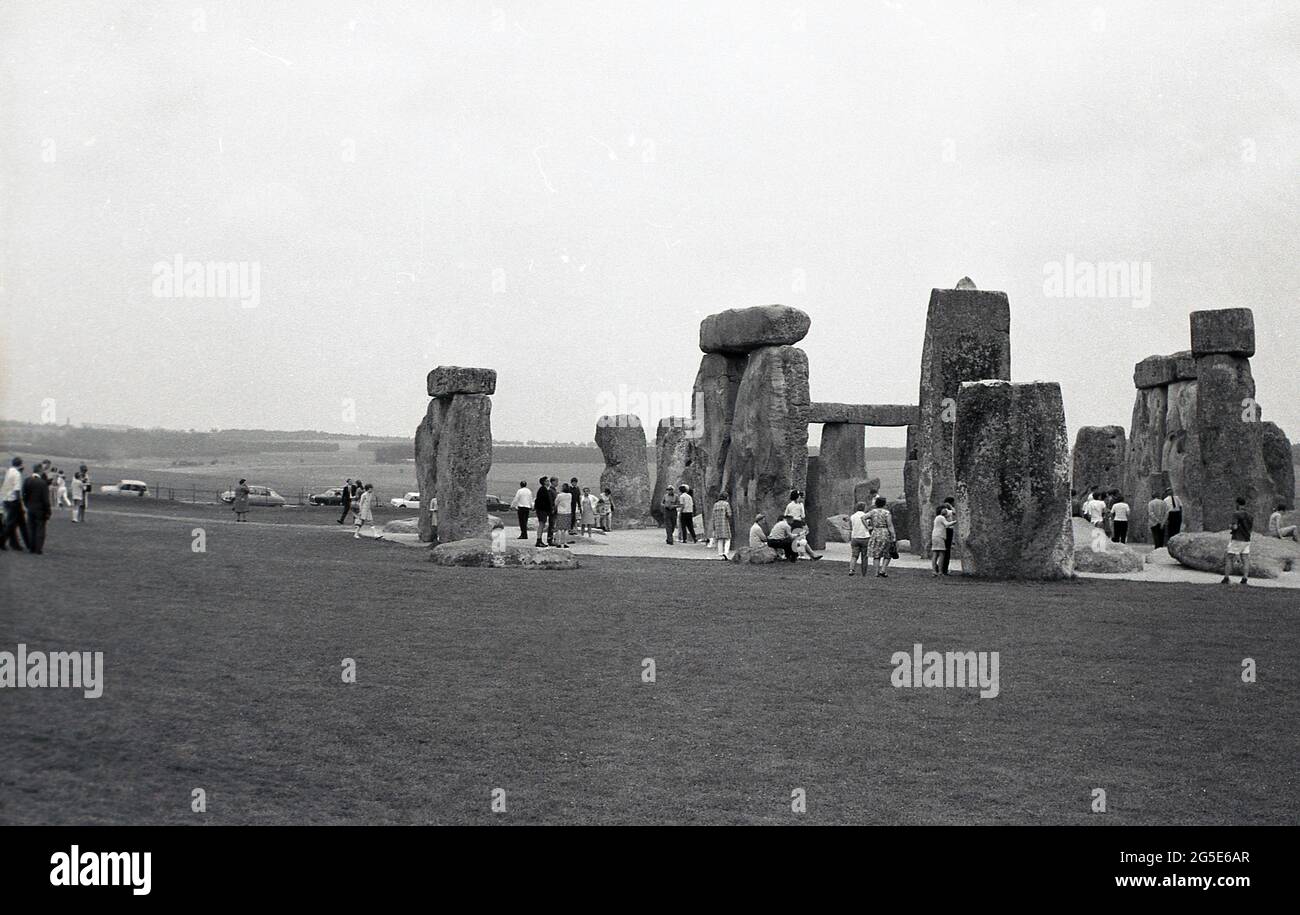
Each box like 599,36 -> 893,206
354,483 -> 381,540
579,486 -> 597,539
553,483 -> 573,547
865,495 -> 896,577
710,491 -> 733,560
232,478 -> 250,522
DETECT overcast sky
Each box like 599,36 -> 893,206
2,1 -> 1296,446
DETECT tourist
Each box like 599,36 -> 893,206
70,471 -> 86,523
429,495 -> 439,540
1147,491 -> 1168,547
1221,496 -> 1253,585
865,495 -> 896,578
930,505 -> 954,577
748,513 -> 767,548
338,478 -> 354,524
579,487 -> 597,538
533,476 -> 553,547
547,477 -> 560,543
941,496 -> 957,574
354,484 -> 382,540
1164,488 -> 1183,539
661,485 -> 679,545
783,490 -> 805,523
790,520 -> 822,560
568,477 -> 581,533
766,516 -> 798,561
2,457 -> 29,551
848,501 -> 870,577
1082,490 -> 1106,527
78,463 -> 90,519
597,487 -> 613,531
678,484 -> 698,543
55,470 -> 70,511
21,464 -> 51,555
1109,494 -> 1131,543
554,483 -> 573,547
711,491 -> 732,560
509,480 -> 533,540
1267,504 -> 1298,542
232,479 -> 251,522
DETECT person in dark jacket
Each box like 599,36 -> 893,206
22,466 -> 52,554
533,476 -> 554,547
338,478 -> 354,524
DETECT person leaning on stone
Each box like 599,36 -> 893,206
1147,491 -> 1169,547
1222,496 -> 1253,585
1268,503 -> 1298,542
661,485 -> 679,545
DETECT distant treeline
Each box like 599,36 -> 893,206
0,424 -> 340,460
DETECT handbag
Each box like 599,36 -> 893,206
889,539 -> 899,560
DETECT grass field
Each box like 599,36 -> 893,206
1,499 -> 1296,825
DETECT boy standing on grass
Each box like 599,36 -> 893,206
1221,497 -> 1252,585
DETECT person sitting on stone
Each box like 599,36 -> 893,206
766,516 -> 799,561
748,513 -> 767,548
1267,504 -> 1298,542
790,520 -> 822,560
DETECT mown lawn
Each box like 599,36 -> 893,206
1,503 -> 1296,825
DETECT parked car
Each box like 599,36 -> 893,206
390,492 -> 420,509
220,485 -> 286,507
309,488 -> 347,506
485,494 -> 510,511
100,480 -> 149,497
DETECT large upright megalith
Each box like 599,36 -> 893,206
1195,351 -> 1271,530
415,366 -> 494,543
917,279 -> 1012,551
595,415 -> 652,525
1071,426 -> 1127,496
650,418 -> 696,522
812,421 -> 868,548
691,351 -> 747,535
1260,421 -> 1296,511
722,343 -> 810,527
1123,386 -> 1168,541
953,380 -> 1073,580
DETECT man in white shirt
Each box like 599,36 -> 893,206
848,501 -> 870,576
509,480 -> 533,540
677,485 -> 697,542
1084,494 -> 1106,526
1109,495 -> 1131,543
767,517 -> 798,561
0,457 -> 28,551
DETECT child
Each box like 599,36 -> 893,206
597,487 -> 613,532
931,505 -> 953,577
579,487 -> 597,538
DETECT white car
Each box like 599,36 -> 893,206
100,480 -> 149,497
390,492 -> 420,509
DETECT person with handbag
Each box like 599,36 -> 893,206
865,495 -> 896,578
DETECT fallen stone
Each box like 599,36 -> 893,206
699,304 -> 811,354
1070,517 -> 1146,573
1191,308 -> 1255,357
383,517 -> 420,535
427,365 -> 497,398
806,403 -> 918,426
595,415 -> 653,526
1167,531 -> 1298,579
1072,425 -> 1127,497
430,539 -> 579,569
953,380 -> 1074,579
729,545 -> 780,564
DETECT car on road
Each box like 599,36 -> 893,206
220,485 -> 286,507
309,488 -> 348,506
390,492 -> 421,509
99,480 -> 149,497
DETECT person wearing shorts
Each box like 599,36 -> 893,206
848,501 -> 870,576
1222,497 -> 1253,585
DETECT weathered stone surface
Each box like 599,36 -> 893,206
917,285 -> 1011,552
729,545 -> 780,564
804,455 -> 823,549
1191,308 -> 1255,357
430,539 -> 579,569
1134,355 -> 1176,389
427,365 -> 497,398
383,517 -> 420,535
650,418 -> 696,522
813,422 -> 868,548
1167,532 -> 1297,579
415,393 -> 492,543
888,499 -> 911,548
806,403 -> 918,426
1070,517 -> 1146,573
953,381 -> 1073,579
824,514 -> 852,543
1072,425 -> 1127,497
1162,380 -> 1202,532
1123,386 -> 1168,542
595,415 -> 652,525
853,479 -> 882,506
723,345 -> 810,528
699,304 -> 810,354
902,424 -> 922,553
1260,421 -> 1295,511
692,352 -> 747,537
1195,353 -> 1271,531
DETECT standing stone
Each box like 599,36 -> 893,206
1071,426 -> 1127,497
853,479 -> 882,506
1123,386 -> 1168,542
803,456 -> 822,549
699,304 -> 811,354
692,352 -> 747,536
723,345 -> 810,528
902,424 -> 922,552
1196,353 -> 1271,530
953,381 -> 1073,579
595,415 -> 652,525
415,393 -> 492,543
1162,380 -> 1203,532
650,418 -> 695,523
813,422 -> 867,548
1260,421 -> 1295,511
917,282 -> 1011,552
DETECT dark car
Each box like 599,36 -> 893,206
309,488 -> 347,506
486,494 -> 510,511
